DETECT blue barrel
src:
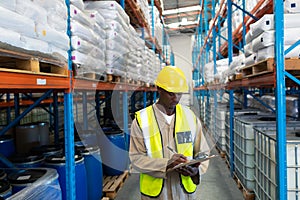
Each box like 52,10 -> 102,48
0,135 -> 15,157
77,130 -> 99,147
30,145 -> 63,157
9,154 -> 44,168
45,154 -> 88,200
8,168 -> 47,194
7,168 -> 61,199
76,146 -> 103,200
99,130 -> 128,176
0,169 -> 6,180
0,180 -> 11,198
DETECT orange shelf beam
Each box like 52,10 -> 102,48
0,97 -> 64,108
0,71 -> 70,92
73,78 -> 157,92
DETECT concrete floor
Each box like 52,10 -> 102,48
114,148 -> 244,200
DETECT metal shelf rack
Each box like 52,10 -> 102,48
0,0 -> 173,199
192,0 -> 300,199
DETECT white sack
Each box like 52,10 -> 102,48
36,24 -> 69,51
16,0 -> 47,25
0,6 -> 36,38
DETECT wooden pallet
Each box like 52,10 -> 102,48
233,173 -> 255,200
0,48 -> 68,77
241,57 -> 300,78
241,58 -> 275,78
82,72 -> 106,81
102,171 -> 129,199
106,74 -> 125,83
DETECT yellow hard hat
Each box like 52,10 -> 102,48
154,66 -> 188,93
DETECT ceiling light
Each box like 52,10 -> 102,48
162,5 -> 201,15
165,20 -> 198,28
181,17 -> 188,24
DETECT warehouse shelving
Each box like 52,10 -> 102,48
193,0 -> 299,199
0,0 -> 171,199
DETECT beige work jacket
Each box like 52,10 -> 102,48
129,103 -> 209,200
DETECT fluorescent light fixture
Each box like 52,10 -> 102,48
163,5 -> 201,15
181,17 -> 188,24
165,20 -> 198,28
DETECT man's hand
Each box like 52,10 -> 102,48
167,153 -> 187,170
175,165 -> 199,177
176,165 -> 200,185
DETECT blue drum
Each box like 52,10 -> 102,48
0,135 -> 15,157
99,130 -> 129,176
76,146 -> 103,200
7,168 -> 61,199
30,145 -> 63,158
9,154 -> 44,168
77,130 -> 99,147
45,154 -> 88,200
0,169 -> 6,180
0,180 -> 11,199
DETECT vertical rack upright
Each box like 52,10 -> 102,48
192,1 -> 292,199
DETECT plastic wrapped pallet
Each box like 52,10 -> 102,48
70,20 -> 99,44
32,0 -> 67,32
72,50 -> 106,74
71,0 -> 84,10
16,0 -> 47,25
256,45 -> 300,62
252,28 -> 300,52
250,13 -> 300,39
284,0 -> 300,13
244,42 -> 253,57
87,9 -> 107,30
70,4 -> 94,27
0,6 -> 36,38
71,36 -> 104,54
245,53 -> 257,66
20,36 -> 51,54
84,1 -> 130,26
35,24 -> 69,51
7,168 -> 62,200
50,45 -> 69,60
0,27 -> 23,49
245,30 -> 253,44
0,0 -> 16,11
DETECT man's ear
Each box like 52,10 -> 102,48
156,86 -> 162,93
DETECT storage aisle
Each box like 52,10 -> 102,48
115,148 -> 244,200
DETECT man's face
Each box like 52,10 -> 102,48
157,88 -> 182,115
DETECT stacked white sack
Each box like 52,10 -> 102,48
248,13 -> 300,63
284,0 -> 300,13
85,1 -> 130,77
137,0 -> 150,26
148,5 -> 163,48
215,58 -> 229,84
224,54 -> 246,81
70,2 -> 106,75
143,48 -> 156,84
126,25 -> 146,82
0,0 -> 69,61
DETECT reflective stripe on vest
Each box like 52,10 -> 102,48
136,106 -> 164,197
175,105 -> 197,193
135,104 -> 197,197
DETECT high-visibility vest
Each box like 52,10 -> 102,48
135,104 -> 197,197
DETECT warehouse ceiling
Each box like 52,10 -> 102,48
161,0 -> 212,36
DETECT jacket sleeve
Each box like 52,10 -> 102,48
129,118 -> 169,179
193,118 -> 209,175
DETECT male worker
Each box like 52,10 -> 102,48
130,66 -> 209,200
